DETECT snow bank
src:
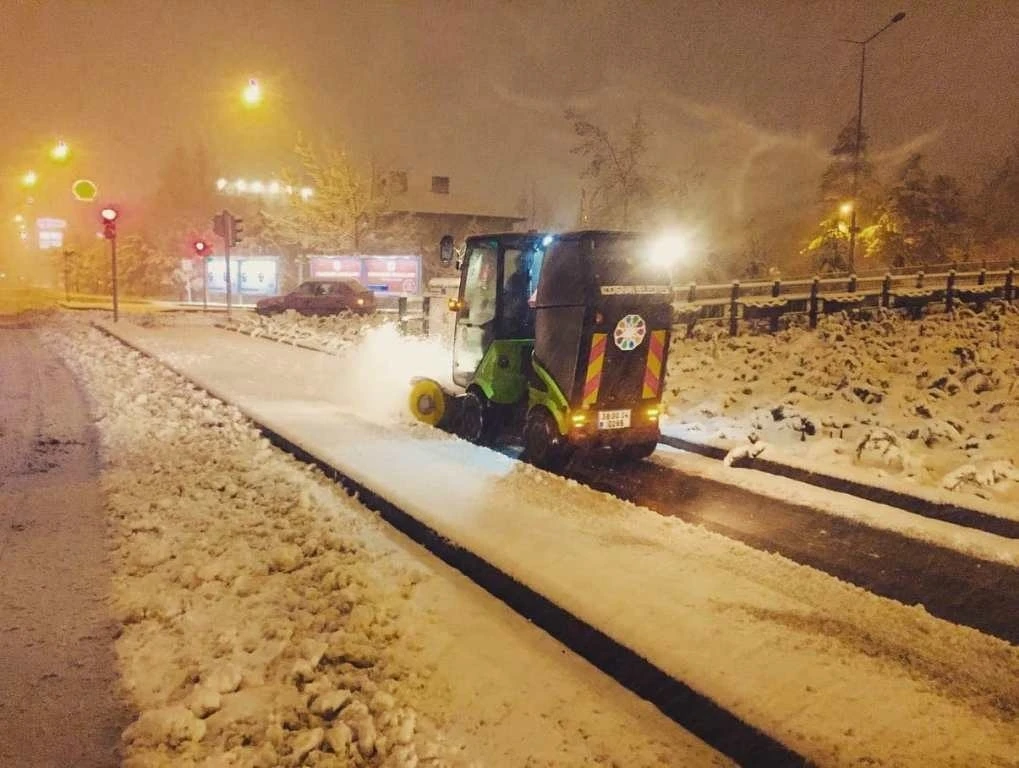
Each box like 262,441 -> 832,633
47,325 -> 461,768
666,304 -> 1019,506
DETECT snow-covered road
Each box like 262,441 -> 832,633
92,316 -> 1019,767
44,320 -> 724,768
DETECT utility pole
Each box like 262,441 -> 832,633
62,248 -> 73,302
213,210 -> 242,319
843,11 -> 906,275
193,240 -> 211,313
225,224 -> 232,319
100,207 -> 120,322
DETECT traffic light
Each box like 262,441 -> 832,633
193,239 -> 209,257
230,216 -> 243,247
100,207 -> 118,240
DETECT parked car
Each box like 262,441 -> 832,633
255,278 -> 376,316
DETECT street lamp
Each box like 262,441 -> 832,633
843,11 -> 906,274
242,78 -> 263,107
21,170 -> 38,188
50,140 -> 70,162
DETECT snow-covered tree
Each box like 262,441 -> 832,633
261,139 -> 415,255
975,140 -> 1019,254
802,119 -> 879,273
564,108 -> 699,230
819,118 -> 877,206
863,154 -> 969,268
803,215 -> 851,274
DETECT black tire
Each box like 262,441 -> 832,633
523,408 -> 572,471
456,390 -> 501,446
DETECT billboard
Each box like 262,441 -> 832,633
308,254 -> 421,294
36,217 -> 66,250
205,256 -> 279,296
309,256 -> 361,279
363,256 -> 420,293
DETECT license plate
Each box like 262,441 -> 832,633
597,409 -> 631,430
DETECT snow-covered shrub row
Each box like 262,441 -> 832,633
227,311 -> 389,354
666,303 -> 1019,503
45,324 -> 467,768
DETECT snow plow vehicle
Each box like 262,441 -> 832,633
409,230 -> 673,469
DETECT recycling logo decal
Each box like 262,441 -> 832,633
613,313 -> 647,351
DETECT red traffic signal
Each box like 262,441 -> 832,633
100,207 -> 118,239
193,239 -> 209,256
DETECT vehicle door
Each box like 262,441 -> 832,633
289,282 -> 318,314
325,281 -> 354,313
452,242 -> 498,386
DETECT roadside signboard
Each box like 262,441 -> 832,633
308,254 -> 421,294
206,255 -> 279,296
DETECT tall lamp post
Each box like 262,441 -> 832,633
843,11 -> 906,274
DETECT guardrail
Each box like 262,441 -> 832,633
672,267 -> 1016,337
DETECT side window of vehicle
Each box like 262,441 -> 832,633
298,282 -> 316,295
462,245 -> 497,326
501,248 -> 531,335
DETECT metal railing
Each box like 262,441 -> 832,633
672,266 -> 1016,336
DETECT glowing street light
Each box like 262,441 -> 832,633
839,202 -> 853,217
13,214 -> 24,224
50,140 -> 70,162
21,170 -> 38,188
216,178 -> 228,191
235,179 -> 247,192
299,186 -> 314,201
242,78 -> 263,107
267,180 -> 281,195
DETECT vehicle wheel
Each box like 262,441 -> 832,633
408,379 -> 449,428
622,440 -> 658,462
523,408 -> 571,471
456,390 -> 501,445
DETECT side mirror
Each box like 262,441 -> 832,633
439,235 -> 455,267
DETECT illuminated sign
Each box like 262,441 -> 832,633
36,218 -> 67,250
205,256 -> 279,296
308,254 -> 421,293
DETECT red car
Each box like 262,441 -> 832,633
255,278 -> 376,316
